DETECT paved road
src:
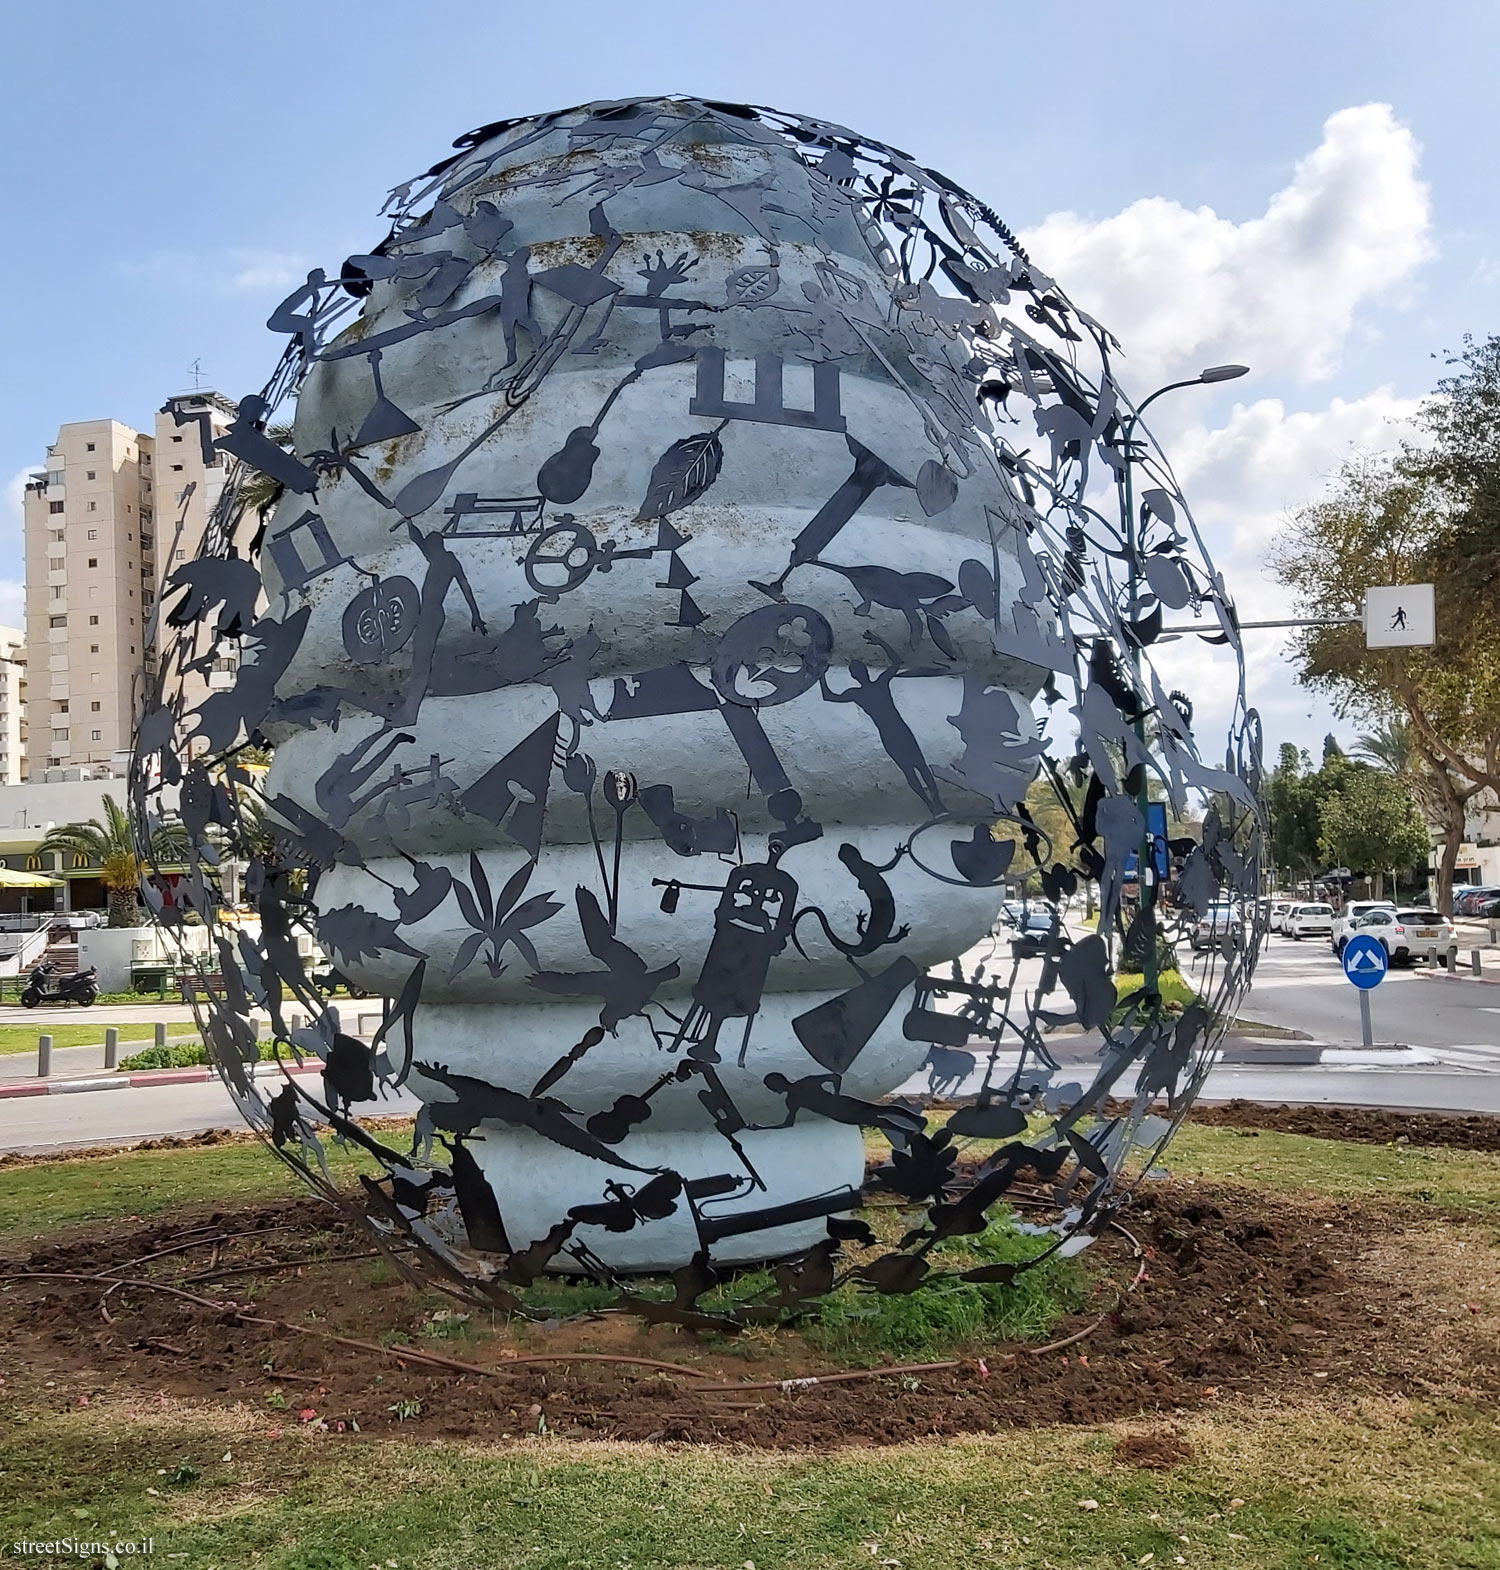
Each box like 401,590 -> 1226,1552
1,928 -> 1494,1155
1201,929 -> 1500,1049
0,1075 -> 422,1155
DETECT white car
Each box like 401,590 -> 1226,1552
1270,900 -> 1295,933
1188,902 -> 1243,951
1285,902 -> 1335,940
1349,907 -> 1457,966
1330,900 -> 1395,956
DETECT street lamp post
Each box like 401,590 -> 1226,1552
1119,364 -> 1248,999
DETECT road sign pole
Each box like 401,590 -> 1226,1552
1358,988 -> 1374,1050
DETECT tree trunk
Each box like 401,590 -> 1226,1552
106,887 -> 139,928
1436,822 -> 1463,916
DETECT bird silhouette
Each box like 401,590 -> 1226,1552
527,886 -> 680,1032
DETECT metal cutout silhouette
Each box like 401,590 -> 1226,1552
134,96 -> 1263,1320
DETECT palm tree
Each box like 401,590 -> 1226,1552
39,798 -> 189,928
1353,718 -> 1415,775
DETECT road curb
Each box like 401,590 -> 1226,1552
1417,970 -> 1500,987
0,1061 -> 323,1100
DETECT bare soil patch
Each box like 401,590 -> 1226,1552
1185,1098 -> 1500,1153
5,1178 -> 1495,1451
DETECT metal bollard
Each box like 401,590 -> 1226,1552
104,1026 -> 118,1070
1475,949 -> 1486,978
154,1021 -> 167,1048
37,1034 -> 52,1078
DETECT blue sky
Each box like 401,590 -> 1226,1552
3,0 -> 1496,753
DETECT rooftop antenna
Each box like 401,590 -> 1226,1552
188,358 -> 206,390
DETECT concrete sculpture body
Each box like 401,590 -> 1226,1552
135,98 -> 1264,1305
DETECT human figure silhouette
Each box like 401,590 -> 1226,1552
819,636 -> 947,813
1390,606 -> 1407,631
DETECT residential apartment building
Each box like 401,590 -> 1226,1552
0,628 -> 25,786
152,391 -> 239,723
22,419 -> 154,778
20,392 -> 238,780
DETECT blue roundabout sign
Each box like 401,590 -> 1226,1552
1341,933 -> 1389,990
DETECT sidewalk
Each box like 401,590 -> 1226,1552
0,1036 -> 205,1084
0,1057 -> 324,1099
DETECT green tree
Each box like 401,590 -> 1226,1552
1265,744 -> 1323,892
1316,767 -> 1431,899
39,798 -> 189,928
1268,453 -> 1491,911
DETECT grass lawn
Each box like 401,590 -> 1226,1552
2,1392 -> 1494,1569
0,1020 -> 175,1056
0,1137 -> 380,1241
1,1122 -> 1497,1568
1158,1119 -> 1500,1220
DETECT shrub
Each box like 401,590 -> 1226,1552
119,1041 -> 210,1071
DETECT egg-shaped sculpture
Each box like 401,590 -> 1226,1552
135,98 -> 1263,1300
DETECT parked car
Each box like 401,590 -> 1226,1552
1270,900 -> 1295,933
1189,902 -> 1243,951
1349,907 -> 1456,965
1285,902 -> 1335,940
1010,907 -> 1058,958
1330,899 -> 1396,956
993,900 -> 1027,932
1454,886 -> 1500,917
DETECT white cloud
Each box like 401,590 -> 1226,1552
1016,105 -> 1437,756
1144,391 -> 1423,752
120,247 -> 311,296
1021,104 -> 1433,388
1173,387 -> 1423,557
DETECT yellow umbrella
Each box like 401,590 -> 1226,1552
0,868 -> 63,887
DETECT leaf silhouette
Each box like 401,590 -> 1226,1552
470,851 -> 493,927
453,879 -> 484,933
447,930 -> 487,985
635,431 -> 724,521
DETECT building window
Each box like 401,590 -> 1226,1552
87,558 -> 97,568
86,470 -> 96,480
90,730 -> 101,742
174,548 -> 186,561
86,443 -> 95,452
142,453 -> 151,466
48,616 -> 65,629
88,502 -> 96,512
90,701 -> 100,711
50,587 -> 62,600
57,702 -> 68,713
171,464 -> 183,473
53,728 -> 67,741
89,644 -> 98,654
88,615 -> 98,626
128,646 -> 135,654
87,529 -> 97,540
48,501 -> 63,515
171,435 -> 182,443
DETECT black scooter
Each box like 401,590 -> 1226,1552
20,962 -> 99,1008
